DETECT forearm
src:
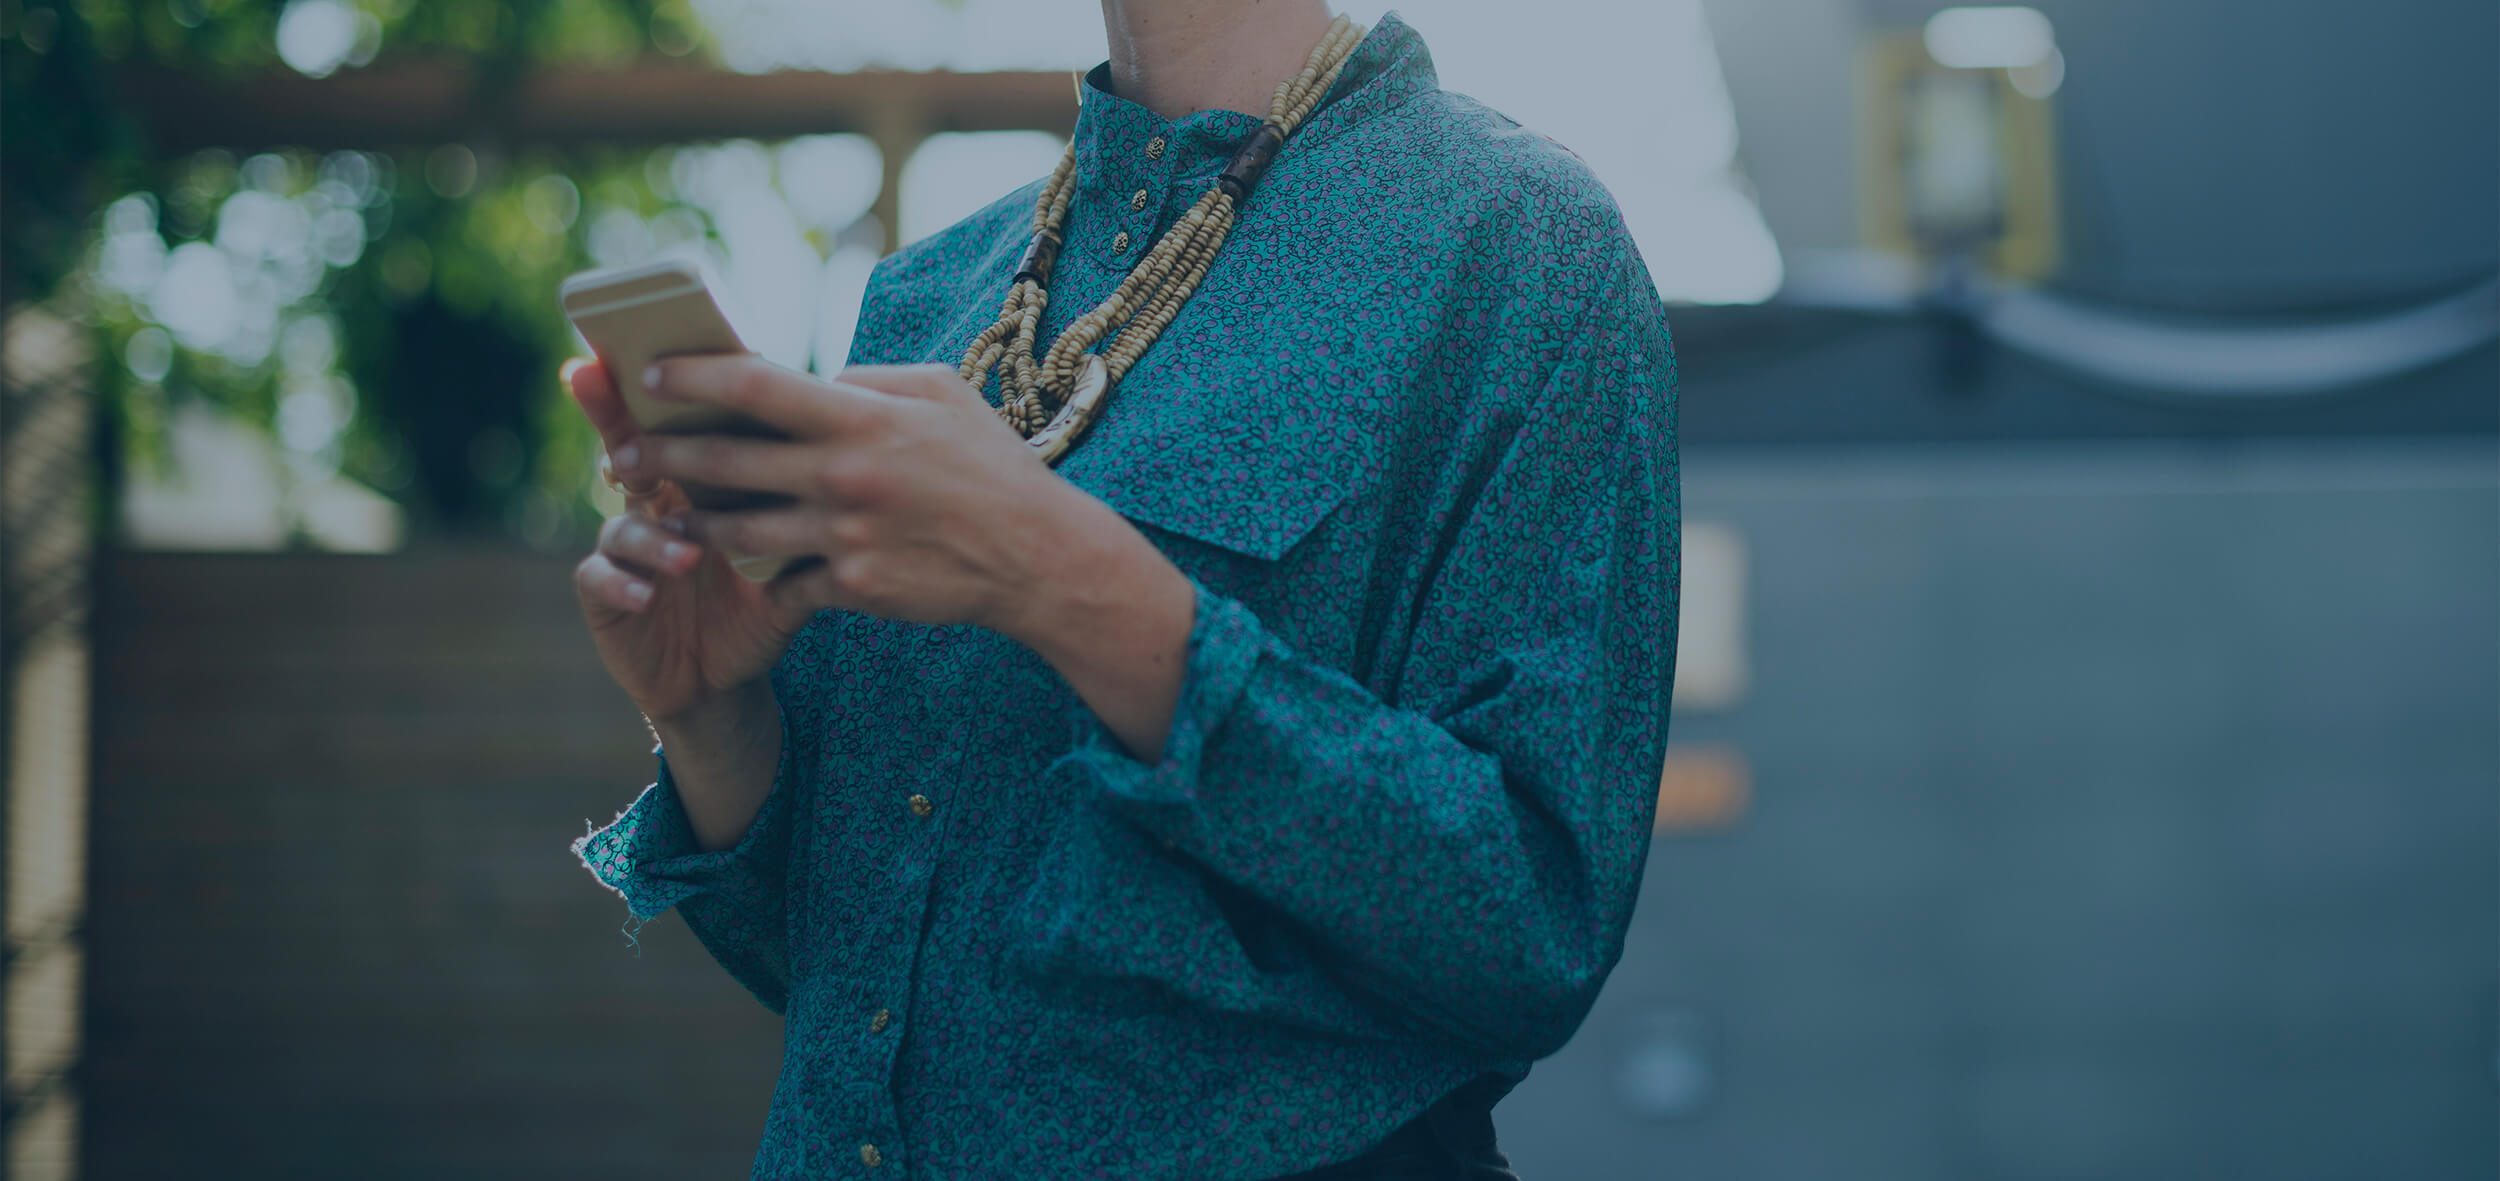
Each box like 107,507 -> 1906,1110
648,678 -> 785,852
1001,488 -> 1197,765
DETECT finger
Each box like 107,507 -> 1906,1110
575,552 -> 655,615
646,355 -> 886,439
564,357 -> 640,453
600,450 -> 671,500
620,476 -> 691,522
622,435 -> 826,496
598,513 -> 703,578
571,359 -> 670,497
679,506 -> 831,559
834,363 -> 980,405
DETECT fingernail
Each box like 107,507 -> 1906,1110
662,541 -> 694,565
613,442 -> 640,471
656,514 -> 689,536
642,365 -> 664,395
624,580 -> 653,607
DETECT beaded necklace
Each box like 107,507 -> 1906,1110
958,16 -> 1367,464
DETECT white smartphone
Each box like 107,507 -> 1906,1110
560,257 -> 795,582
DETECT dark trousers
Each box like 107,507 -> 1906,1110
1272,1074 -> 1521,1181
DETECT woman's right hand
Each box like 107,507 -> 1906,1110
565,358 -> 813,725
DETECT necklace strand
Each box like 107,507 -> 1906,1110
958,16 -> 1367,464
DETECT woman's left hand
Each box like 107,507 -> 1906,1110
614,359 -> 1108,645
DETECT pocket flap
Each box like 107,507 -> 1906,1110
1059,389 -> 1359,562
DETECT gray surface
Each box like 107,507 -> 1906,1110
1499,440 -> 2499,1180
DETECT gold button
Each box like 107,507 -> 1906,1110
908,793 -> 934,818
1111,231 -> 1131,253
1144,136 -> 1166,159
870,1008 -> 892,1034
1130,188 -> 1149,211
859,1143 -> 883,1168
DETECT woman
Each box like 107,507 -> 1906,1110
567,5 -> 1679,1177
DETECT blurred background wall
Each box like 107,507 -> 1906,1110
1,0 -> 2492,1177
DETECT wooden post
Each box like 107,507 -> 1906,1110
866,99 -> 929,256
0,303 -> 95,1181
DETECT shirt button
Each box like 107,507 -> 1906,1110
1144,136 -> 1166,159
859,1143 -> 883,1168
870,1008 -> 892,1034
908,793 -> 934,819
1111,231 -> 1131,253
1130,188 -> 1149,211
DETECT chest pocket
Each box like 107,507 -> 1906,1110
1053,359 -> 1367,571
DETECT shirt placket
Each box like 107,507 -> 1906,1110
770,640 -> 921,1177
845,625 -> 990,1176
1092,127 -> 1176,274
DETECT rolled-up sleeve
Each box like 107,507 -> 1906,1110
573,676 -> 806,1013
1058,237 -> 1680,1064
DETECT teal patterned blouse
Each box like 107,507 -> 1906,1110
575,14 -> 1680,1179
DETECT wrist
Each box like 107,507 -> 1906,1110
648,677 -> 778,751
646,677 -> 784,855
990,485 -> 1189,668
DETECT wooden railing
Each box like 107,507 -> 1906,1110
113,62 -> 1079,252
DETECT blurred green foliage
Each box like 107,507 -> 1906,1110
0,0 -> 725,543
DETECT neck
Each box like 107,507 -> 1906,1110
1099,0 -> 1337,122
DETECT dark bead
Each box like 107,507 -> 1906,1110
1218,123 -> 1289,201
1012,231 -> 1061,286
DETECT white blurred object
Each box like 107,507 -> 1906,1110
275,0 -> 359,78
897,132 -> 1067,249
1672,521 -> 1750,712
1700,0 -> 1862,261
1923,6 -> 2056,69
1339,0 -> 1781,303
1903,70 -> 2005,245
121,406 -> 291,549
691,0 -> 1100,72
711,185 -> 819,369
293,476 -> 405,553
664,142 -> 821,369
149,244 -> 240,354
777,135 -> 885,233
812,243 -> 884,372
585,206 -> 656,267
122,404 -> 403,552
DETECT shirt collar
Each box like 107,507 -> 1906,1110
1069,11 -> 1438,192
